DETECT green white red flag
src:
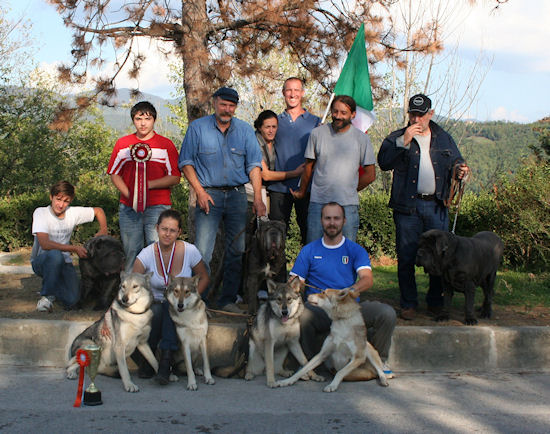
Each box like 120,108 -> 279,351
333,23 -> 375,132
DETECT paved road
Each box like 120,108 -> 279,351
0,367 -> 549,433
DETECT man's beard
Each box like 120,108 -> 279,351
323,225 -> 343,239
332,118 -> 352,132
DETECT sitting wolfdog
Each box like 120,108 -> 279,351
245,277 -> 323,387
165,275 -> 215,391
66,272 -> 158,392
277,288 -> 388,392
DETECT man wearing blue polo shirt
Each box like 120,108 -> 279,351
179,87 -> 267,313
269,77 -> 320,245
291,202 -> 396,377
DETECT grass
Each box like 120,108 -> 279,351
367,265 -> 550,309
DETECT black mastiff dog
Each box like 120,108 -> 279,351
416,230 -> 504,325
245,219 -> 286,314
79,235 -> 125,310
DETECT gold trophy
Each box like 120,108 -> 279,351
83,344 -> 103,406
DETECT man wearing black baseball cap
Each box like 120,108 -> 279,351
179,86 -> 266,313
378,94 -> 469,320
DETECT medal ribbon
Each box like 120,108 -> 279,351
73,349 -> 90,407
133,162 -> 147,213
157,242 -> 175,286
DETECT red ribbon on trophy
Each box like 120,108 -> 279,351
73,349 -> 91,407
130,142 -> 152,212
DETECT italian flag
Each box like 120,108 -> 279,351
333,23 -> 375,132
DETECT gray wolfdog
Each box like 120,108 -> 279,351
66,272 -> 158,392
416,229 -> 504,325
277,289 -> 388,392
245,277 -> 324,388
165,275 -> 215,391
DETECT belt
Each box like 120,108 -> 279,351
417,193 -> 436,201
207,185 -> 244,191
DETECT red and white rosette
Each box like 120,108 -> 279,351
73,349 -> 90,407
130,142 -> 152,213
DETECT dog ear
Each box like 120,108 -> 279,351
338,288 -> 349,300
167,274 -> 174,285
287,275 -> 304,294
86,237 -> 100,257
120,270 -> 127,280
266,279 -> 277,294
192,274 -> 200,286
435,233 -> 449,257
144,272 -> 153,287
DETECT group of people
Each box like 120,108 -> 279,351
30,78 -> 469,383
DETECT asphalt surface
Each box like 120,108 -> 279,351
0,367 -> 549,433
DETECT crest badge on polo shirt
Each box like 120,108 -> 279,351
342,256 -> 349,264
130,142 -> 152,213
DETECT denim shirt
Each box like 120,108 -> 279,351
378,121 -> 464,215
179,114 -> 262,187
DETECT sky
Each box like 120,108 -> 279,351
5,0 -> 550,123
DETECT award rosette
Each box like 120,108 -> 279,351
130,142 -> 152,213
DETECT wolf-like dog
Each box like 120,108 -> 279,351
245,277 -> 324,388
165,275 -> 215,391
277,289 -> 388,392
66,272 -> 158,392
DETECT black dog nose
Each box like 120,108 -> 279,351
178,303 -> 184,309
282,308 -> 288,316
122,296 -> 128,303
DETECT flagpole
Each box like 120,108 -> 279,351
321,93 -> 335,124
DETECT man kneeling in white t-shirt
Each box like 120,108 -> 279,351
31,181 -> 108,312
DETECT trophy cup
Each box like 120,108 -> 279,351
83,344 -> 103,406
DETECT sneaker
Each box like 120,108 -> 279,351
382,362 -> 395,379
235,294 -> 244,304
36,296 -> 53,312
220,302 -> 245,314
257,290 -> 268,301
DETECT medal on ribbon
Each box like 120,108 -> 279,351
130,142 -> 152,212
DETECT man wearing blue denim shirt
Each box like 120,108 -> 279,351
378,94 -> 469,320
179,87 -> 266,313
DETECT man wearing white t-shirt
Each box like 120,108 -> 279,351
290,202 -> 396,378
31,181 -> 108,311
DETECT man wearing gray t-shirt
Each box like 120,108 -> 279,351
291,95 -> 376,243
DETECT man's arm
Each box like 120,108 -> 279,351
290,158 -> 315,199
148,175 -> 180,189
35,233 -> 88,258
348,268 -> 373,296
93,207 -> 108,236
182,165 -> 214,214
357,164 -> 376,191
110,174 -> 130,199
249,166 -> 266,216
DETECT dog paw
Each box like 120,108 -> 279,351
479,308 -> 492,319
244,372 -> 255,381
378,377 -> 389,387
465,317 -> 478,325
169,373 -> 179,382
323,384 -> 338,393
267,380 -> 278,388
187,382 -> 198,391
194,367 -> 204,376
275,380 -> 290,388
66,370 -> 77,380
204,376 -> 215,385
278,369 -> 293,378
307,372 -> 325,382
124,382 -> 140,393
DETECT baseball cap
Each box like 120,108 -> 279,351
213,87 -> 239,104
408,94 -> 432,114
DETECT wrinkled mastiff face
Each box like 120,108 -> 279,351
84,235 -> 125,276
257,219 -> 286,262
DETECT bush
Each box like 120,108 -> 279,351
357,191 -> 395,258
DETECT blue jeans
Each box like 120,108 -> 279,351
147,302 -> 179,352
194,186 -> 247,307
31,250 -> 80,308
306,202 -> 360,243
119,203 -> 170,271
394,198 -> 449,309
